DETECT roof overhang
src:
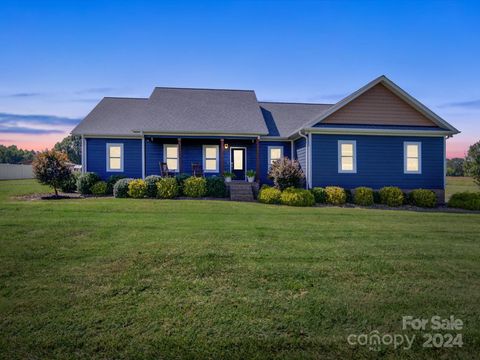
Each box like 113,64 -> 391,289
303,127 -> 454,137
289,75 -> 460,136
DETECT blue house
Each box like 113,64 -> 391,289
72,76 -> 459,201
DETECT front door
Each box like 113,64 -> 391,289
231,148 -> 246,180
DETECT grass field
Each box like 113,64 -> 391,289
0,180 -> 479,359
446,176 -> 479,200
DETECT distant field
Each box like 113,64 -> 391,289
0,180 -> 479,359
446,176 -> 479,200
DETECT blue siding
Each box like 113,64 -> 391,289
259,141 -> 291,184
294,137 -> 307,174
86,138 -> 142,180
311,134 -> 444,189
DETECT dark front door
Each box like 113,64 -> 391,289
231,148 -> 246,180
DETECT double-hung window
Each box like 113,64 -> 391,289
338,140 -> 356,173
268,146 -> 283,167
164,144 -> 179,172
404,142 -> 421,174
106,143 -> 123,172
203,145 -> 219,172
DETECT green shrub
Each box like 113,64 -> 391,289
113,178 -> 133,198
354,187 -> 374,206
379,186 -> 404,207
448,192 -> 480,210
60,172 -> 79,193
345,189 -> 353,203
409,189 -> 437,208
106,175 -> 126,195
183,177 -> 207,198
145,175 -> 162,198
156,177 -> 179,199
90,181 -> 107,195
175,173 -> 190,195
128,179 -> 147,198
206,176 -> 227,197
325,186 -> 347,205
258,185 -> 281,204
311,187 -> 327,204
77,172 -> 100,195
280,187 -> 315,207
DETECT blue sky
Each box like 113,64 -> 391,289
0,0 -> 479,156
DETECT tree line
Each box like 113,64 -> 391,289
447,140 -> 480,178
0,136 -> 81,164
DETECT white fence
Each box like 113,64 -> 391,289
0,164 -> 34,180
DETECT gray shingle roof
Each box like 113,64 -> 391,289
72,87 -> 269,136
259,102 -> 333,137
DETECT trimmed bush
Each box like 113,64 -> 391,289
258,185 -> 281,204
77,172 -> 101,195
268,157 -> 305,190
325,186 -> 347,205
128,179 -> 147,198
354,187 -> 374,206
280,187 -> 315,207
60,172 -> 79,193
113,178 -> 133,198
90,181 -> 107,196
311,187 -> 327,204
379,186 -> 404,207
106,175 -> 126,195
206,176 -> 227,197
156,177 -> 179,199
145,175 -> 162,198
409,189 -> 437,208
175,173 -> 190,195
448,192 -> 480,210
183,177 -> 207,198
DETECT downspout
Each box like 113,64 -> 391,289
81,135 -> 86,174
141,131 -> 145,179
298,131 -> 309,189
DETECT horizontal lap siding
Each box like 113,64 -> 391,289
86,138 -> 142,180
259,141 -> 291,184
311,134 -> 444,189
294,137 -> 307,174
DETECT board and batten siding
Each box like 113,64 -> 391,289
321,83 -> 437,127
311,134 -> 444,190
86,138 -> 142,180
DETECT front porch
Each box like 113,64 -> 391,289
144,136 -> 261,181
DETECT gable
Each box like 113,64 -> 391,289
320,83 -> 438,127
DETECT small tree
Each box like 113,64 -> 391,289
464,140 -> 480,186
32,149 -> 72,197
268,157 -> 305,190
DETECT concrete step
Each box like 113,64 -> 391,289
229,185 -> 254,202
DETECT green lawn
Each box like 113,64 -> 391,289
446,176 -> 479,200
0,180 -> 479,359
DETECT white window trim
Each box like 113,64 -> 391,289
106,143 -> 124,172
163,144 -> 179,173
338,140 -> 357,173
203,145 -> 219,173
268,146 -> 284,168
404,141 -> 422,174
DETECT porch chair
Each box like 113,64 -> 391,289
191,163 -> 203,177
159,162 -> 173,177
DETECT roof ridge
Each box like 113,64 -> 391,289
152,86 -> 255,92
103,96 -> 148,100
259,101 -> 334,106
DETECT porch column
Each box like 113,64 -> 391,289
220,138 -> 224,175
256,137 -> 260,182
178,138 -> 182,173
